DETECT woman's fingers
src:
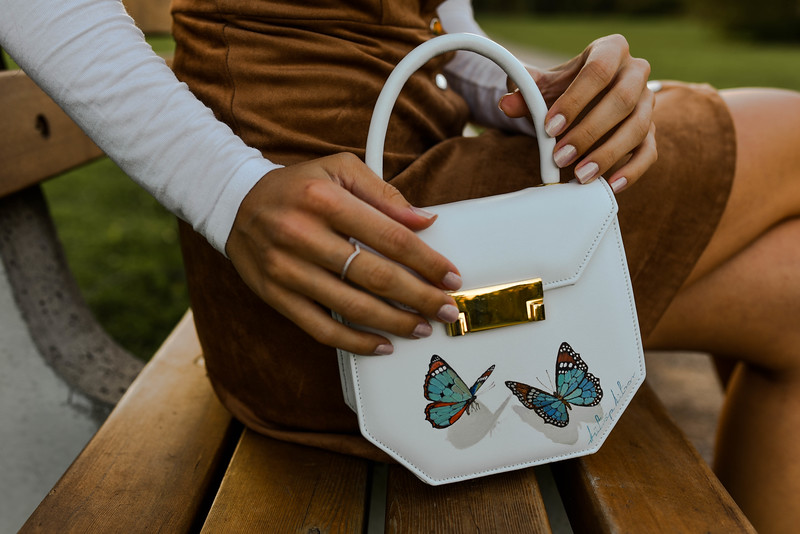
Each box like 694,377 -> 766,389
311,152 -> 438,232
259,243 -> 449,356
225,152 -> 464,354
269,249 -> 439,339
605,122 -> 658,193
280,154 -> 462,292
498,34 -> 657,190
566,82 -> 655,184
282,218 -> 460,325
256,272 -> 397,356
321,153 -> 438,232
553,56 -> 651,169
545,34 -> 633,134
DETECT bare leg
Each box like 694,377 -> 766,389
645,88 -> 800,533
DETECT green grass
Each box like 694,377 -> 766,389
146,34 -> 176,56
42,159 -> 189,360
1,49 -> 17,70
478,15 -> 800,90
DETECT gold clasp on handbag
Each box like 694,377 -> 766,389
446,278 -> 545,337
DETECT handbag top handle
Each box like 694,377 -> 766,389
365,33 -> 560,184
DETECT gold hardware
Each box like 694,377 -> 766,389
429,17 -> 444,36
445,278 -> 545,336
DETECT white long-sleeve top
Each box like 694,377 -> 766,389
0,0 -> 520,254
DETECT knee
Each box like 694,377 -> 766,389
721,88 -> 800,220
720,86 -> 800,112
720,87 -> 800,146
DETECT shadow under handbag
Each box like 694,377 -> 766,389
336,33 -> 645,485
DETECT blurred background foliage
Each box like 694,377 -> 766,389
42,159 -> 188,360
476,16 -> 800,91
473,0 -> 800,42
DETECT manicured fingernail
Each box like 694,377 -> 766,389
575,162 -> 599,183
413,322 -> 433,339
374,344 -> 394,355
545,114 -> 566,137
498,93 -> 512,111
437,304 -> 460,323
553,144 -> 577,168
411,206 -> 436,219
610,176 -> 628,194
442,271 -> 462,290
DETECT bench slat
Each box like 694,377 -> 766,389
200,429 -> 370,532
19,312 -> 238,533
552,382 -> 755,533
385,464 -> 552,533
0,71 -> 103,197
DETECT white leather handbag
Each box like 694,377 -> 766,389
336,33 -> 645,485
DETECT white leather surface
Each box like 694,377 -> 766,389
337,33 -> 645,485
338,180 -> 645,485
412,180 -> 617,292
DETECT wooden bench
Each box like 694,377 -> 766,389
3,66 -> 756,533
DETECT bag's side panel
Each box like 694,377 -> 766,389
334,311 -> 358,413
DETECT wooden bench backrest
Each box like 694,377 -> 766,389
1,71 -> 103,196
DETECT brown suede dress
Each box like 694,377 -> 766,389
170,0 -> 737,460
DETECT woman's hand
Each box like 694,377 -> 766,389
225,153 -> 463,356
499,34 -> 656,193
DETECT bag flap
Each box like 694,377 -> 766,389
416,179 -> 618,292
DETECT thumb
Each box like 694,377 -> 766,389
498,88 -> 530,119
498,65 -> 549,119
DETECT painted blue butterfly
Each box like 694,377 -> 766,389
423,355 -> 495,429
505,342 -> 603,427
